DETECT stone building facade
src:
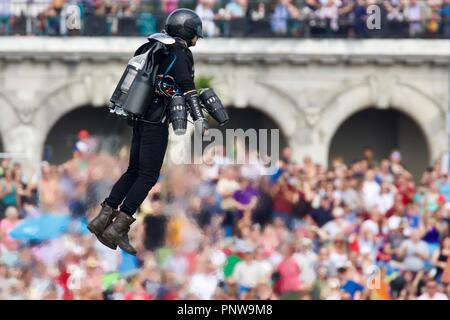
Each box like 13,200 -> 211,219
0,38 -> 448,176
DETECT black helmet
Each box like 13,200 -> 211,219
165,8 -> 203,44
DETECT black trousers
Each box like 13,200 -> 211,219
105,121 -> 169,216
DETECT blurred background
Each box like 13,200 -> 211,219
0,0 -> 449,300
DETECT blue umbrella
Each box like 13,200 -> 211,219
9,214 -> 72,242
73,217 -> 90,236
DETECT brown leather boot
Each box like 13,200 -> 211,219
102,211 -> 137,255
87,202 -> 118,250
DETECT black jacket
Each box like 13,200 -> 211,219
134,38 -> 196,123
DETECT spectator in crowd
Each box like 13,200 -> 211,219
226,0 -> 248,18
397,229 -> 430,272
417,280 -> 449,300
161,0 -> 179,15
441,0 -> 450,37
0,0 -> 11,35
122,282 -> 151,300
216,165 -> 240,235
432,236 -> 450,283
187,259 -> 220,299
384,0 -> 407,37
337,266 -> 365,299
270,0 -> 300,36
310,196 -> 333,228
404,0 -> 430,37
317,0 -> 340,35
0,167 -> 18,213
143,193 -> 168,252
424,1 -> 441,37
249,0 -> 266,22
39,162 -> 64,212
0,206 -> 21,251
196,0 -> 217,37
220,0 -> 249,36
233,177 -> 259,227
353,0 -> 368,37
163,246 -> 189,282
276,243 -> 302,297
362,169 -> 381,210
421,213 -> 443,254
271,171 -> 298,229
293,237 -> 318,288
328,234 -> 349,273
232,247 -> 267,297
338,0 -> 355,36
322,206 -> 352,239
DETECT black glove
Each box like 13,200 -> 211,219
184,90 -> 209,136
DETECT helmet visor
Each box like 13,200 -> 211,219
195,24 -> 204,38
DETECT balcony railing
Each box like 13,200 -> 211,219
0,1 -> 448,39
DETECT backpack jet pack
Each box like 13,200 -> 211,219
108,32 -> 176,121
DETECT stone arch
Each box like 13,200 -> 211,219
329,108 -> 430,178
315,81 -> 447,167
213,80 -> 301,139
221,106 -> 288,146
249,82 -> 301,137
36,79 -> 103,140
43,105 -> 131,164
194,105 -> 288,151
33,76 -> 117,161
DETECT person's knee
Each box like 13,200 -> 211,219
137,169 -> 159,186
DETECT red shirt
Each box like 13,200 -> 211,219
277,258 -> 301,294
273,185 -> 295,214
56,271 -> 73,300
396,183 -> 415,206
124,292 -> 153,300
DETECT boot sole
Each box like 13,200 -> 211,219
102,231 -> 137,256
87,225 -> 118,250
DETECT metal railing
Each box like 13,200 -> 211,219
0,0 -> 448,39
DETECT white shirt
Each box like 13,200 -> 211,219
232,261 -> 267,288
362,180 -> 381,210
196,4 -> 216,37
377,193 -> 395,214
268,251 -> 283,268
164,255 -> 188,277
342,188 -> 361,211
210,249 -> 227,281
329,251 -> 348,270
253,259 -> 273,282
407,4 -> 421,21
361,219 -> 380,235
293,251 -> 318,284
323,219 -> 351,239
202,164 -> 219,181
417,292 -> 448,300
216,178 -> 240,195
400,239 -> 429,272
188,273 -> 219,300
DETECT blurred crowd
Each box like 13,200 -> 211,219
1,129 -> 450,300
0,0 -> 449,38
